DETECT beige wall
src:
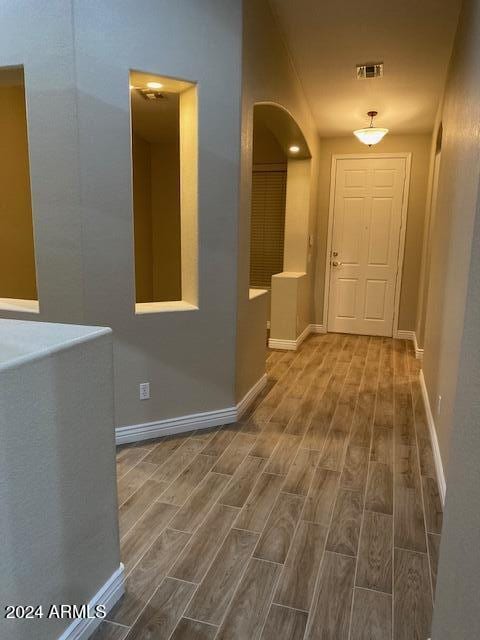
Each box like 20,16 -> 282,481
415,106 -> 443,348
132,133 -> 153,302
315,135 -> 431,331
132,134 -> 181,304
0,84 -> 37,301
151,141 -> 182,301
0,321 -> 119,640
0,0 -> 242,431
421,0 -> 480,475
237,0 -> 320,399
430,1 -> 480,635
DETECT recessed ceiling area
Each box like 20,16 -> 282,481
129,70 -> 193,143
269,0 -> 462,136
253,103 -> 311,163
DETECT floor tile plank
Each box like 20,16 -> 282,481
90,621 -> 130,640
341,445 -> 369,493
394,446 -> 427,552
124,577 -> 195,640
212,433 -> 257,475
160,454 -> 217,507
219,456 -> 266,508
273,521 -> 328,611
350,588 -> 392,640
356,511 -> 393,593
365,462 -> 393,515
216,558 -> 280,640
305,551 -> 355,640
169,618 -> 217,640
201,429 -> 238,457
303,467 -> 340,525
422,476 -> 443,534
186,528 -> 258,624
119,478 -> 169,538
393,548 -> 433,640
325,489 -> 362,557
282,448 -> 319,496
170,472 -> 229,533
117,461 -> 159,507
169,503 -> 239,583
253,492 -> 305,564
234,473 -> 285,532
260,604 -> 307,640
109,528 -> 190,626
121,502 -> 178,573
264,434 -> 303,475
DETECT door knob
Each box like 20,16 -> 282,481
332,261 -> 342,267
332,251 -> 338,257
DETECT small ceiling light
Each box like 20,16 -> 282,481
146,81 -> 163,90
353,111 -> 389,146
289,145 -> 300,153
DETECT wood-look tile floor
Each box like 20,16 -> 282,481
93,333 -> 442,640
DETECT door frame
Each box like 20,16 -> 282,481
323,152 -> 412,337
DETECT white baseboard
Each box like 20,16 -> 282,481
237,373 -> 268,419
310,324 -> 327,334
395,329 -> 424,360
57,564 -> 125,640
116,375 -> 267,445
269,323 -> 327,350
395,329 -> 415,340
413,334 -> 424,361
419,370 -> 446,506
268,337 -> 297,350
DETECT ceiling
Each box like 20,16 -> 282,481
269,0 -> 462,136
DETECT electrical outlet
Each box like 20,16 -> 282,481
139,382 -> 150,400
437,395 -> 442,416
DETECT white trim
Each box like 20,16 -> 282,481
57,564 -> 125,640
395,329 -> 415,340
413,333 -> 424,361
236,373 -> 268,419
0,298 -> 39,314
116,375 -> 267,445
269,323 -> 327,350
268,337 -> 297,351
323,153 -> 412,338
310,323 -> 327,334
419,370 -> 446,506
269,323 -> 310,351
395,329 -> 424,360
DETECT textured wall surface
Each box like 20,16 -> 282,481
0,0 -> 243,430
422,0 -> 480,474
0,320 -> 119,640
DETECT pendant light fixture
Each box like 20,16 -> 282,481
353,111 -> 389,146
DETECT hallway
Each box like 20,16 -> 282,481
97,333 -> 442,640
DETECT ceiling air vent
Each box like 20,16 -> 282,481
356,63 -> 384,79
137,88 -> 169,101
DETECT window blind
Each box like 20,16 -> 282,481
249,169 -> 287,289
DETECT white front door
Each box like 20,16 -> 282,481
327,156 -> 408,337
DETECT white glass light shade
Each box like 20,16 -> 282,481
353,127 -> 389,146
